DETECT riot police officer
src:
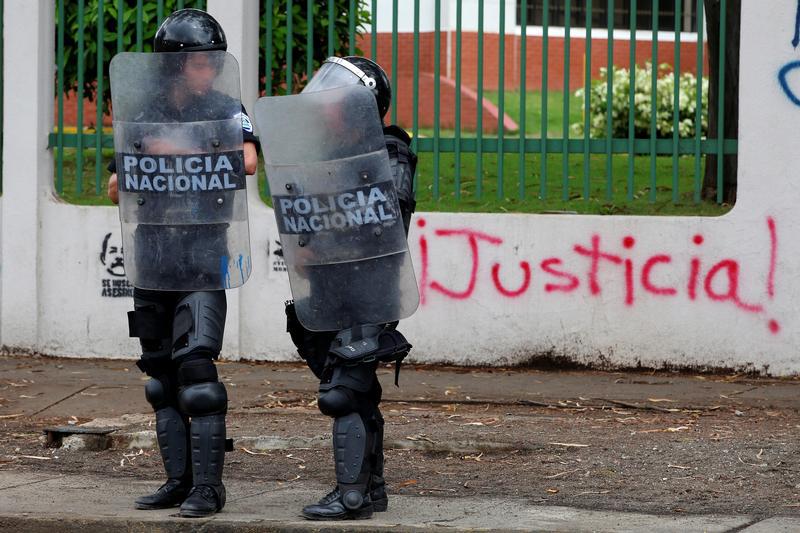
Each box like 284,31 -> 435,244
107,9 -> 258,518
270,57 -> 418,520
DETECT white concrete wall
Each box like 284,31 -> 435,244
369,0 -> 701,41
3,1 -> 800,374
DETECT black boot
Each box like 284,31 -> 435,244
302,487 -> 374,520
179,414 -> 227,518
302,413 -> 374,520
135,406 -> 192,510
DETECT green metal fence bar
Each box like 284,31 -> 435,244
538,0 -> 547,199
476,0 -> 484,198
349,0 -> 356,56
694,0 -> 704,202
51,133 -> 738,155
328,1 -> 334,57
177,0 -> 184,10
157,0 -> 164,25
605,0 -> 613,200
627,0 -> 636,201
412,137 -> 738,154
649,0 -> 659,202
454,0 -> 462,200
286,0 -> 293,93
411,0 -> 419,192
561,0 -> 571,201
56,0 -> 65,194
433,0 -> 441,199
672,0 -> 682,203
717,0 -> 727,203
371,0 -> 377,61
76,0 -> 85,194
391,0 -> 398,124
95,0 -> 105,194
136,0 -> 143,51
582,0 -> 592,199
497,0 -> 505,199
306,0 -> 313,80
264,0 -> 273,96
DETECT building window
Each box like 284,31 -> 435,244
517,0 -> 700,33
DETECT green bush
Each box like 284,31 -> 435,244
572,62 -> 709,139
260,1 -> 370,95
56,0 -> 370,115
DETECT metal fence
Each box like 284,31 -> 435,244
50,0 -> 206,198
49,0 -> 736,208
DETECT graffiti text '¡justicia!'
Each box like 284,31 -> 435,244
416,216 -> 780,335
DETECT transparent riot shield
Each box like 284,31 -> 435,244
255,85 -> 419,331
109,51 -> 251,290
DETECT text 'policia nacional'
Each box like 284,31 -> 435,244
274,181 -> 398,234
118,151 -> 245,193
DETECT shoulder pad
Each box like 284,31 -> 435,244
382,124 -> 412,145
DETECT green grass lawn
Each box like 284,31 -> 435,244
53,89 -> 731,216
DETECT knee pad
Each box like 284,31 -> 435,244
318,386 -> 359,418
144,376 -> 174,410
172,291 -> 226,360
178,381 -> 228,417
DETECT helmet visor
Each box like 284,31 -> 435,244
302,61 -> 361,94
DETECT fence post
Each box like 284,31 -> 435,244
0,0 -> 54,349
207,0 -> 260,114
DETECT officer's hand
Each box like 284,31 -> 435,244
108,173 -> 119,204
244,141 -> 258,175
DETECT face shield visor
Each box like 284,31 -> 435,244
302,57 -> 376,94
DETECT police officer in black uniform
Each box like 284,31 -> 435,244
107,9 -> 259,518
283,56 -> 417,520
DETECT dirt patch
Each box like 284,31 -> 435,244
2,399 -> 799,517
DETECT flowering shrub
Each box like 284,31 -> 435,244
573,62 -> 709,139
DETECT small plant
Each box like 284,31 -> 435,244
572,62 -> 709,139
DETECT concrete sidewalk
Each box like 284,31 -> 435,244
0,471 -> 786,532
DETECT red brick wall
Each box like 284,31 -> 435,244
360,32 -> 709,91
357,32 -> 709,131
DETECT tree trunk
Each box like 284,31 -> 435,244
702,0 -> 740,204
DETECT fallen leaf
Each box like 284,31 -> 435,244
397,479 -> 418,488
241,447 -> 271,456
546,488 -> 559,494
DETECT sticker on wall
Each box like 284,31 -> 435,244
267,238 -> 288,279
99,232 -> 133,298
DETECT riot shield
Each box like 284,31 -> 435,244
109,51 -> 251,290
255,85 -> 419,331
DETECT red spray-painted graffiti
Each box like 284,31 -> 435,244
416,216 -> 781,335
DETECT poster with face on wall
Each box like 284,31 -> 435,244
99,231 -> 133,298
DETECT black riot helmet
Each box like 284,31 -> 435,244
303,56 -> 392,119
154,8 -> 227,53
